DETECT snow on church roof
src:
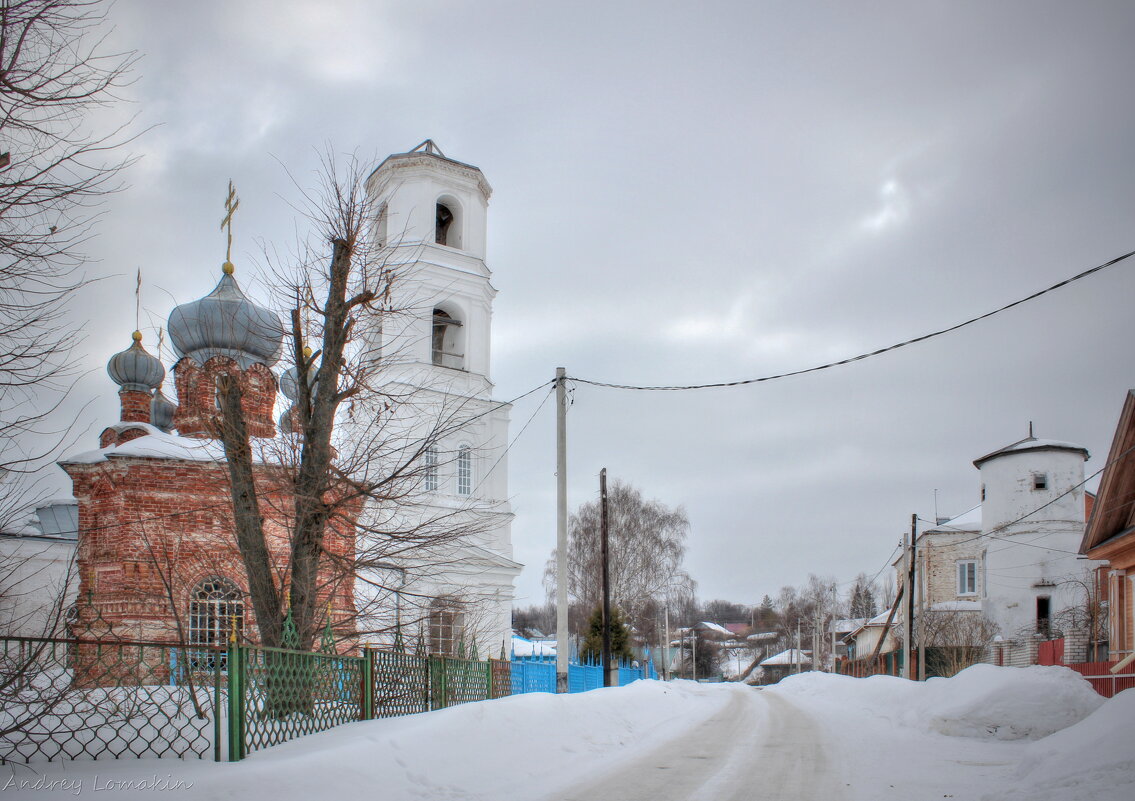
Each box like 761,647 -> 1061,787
60,424 -> 261,466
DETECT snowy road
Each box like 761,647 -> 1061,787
2,667 -> 1131,801
558,686 -> 845,801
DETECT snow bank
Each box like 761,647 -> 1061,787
994,688 -> 1135,801
914,664 -> 1103,741
774,663 -> 1102,741
0,679 -> 735,801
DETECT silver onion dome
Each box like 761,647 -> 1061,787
150,388 -> 177,432
168,268 -> 284,369
107,332 -> 165,392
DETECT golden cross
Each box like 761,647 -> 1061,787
220,181 -> 240,271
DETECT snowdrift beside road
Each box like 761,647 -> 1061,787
773,663 -> 1103,740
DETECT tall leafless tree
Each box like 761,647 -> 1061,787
0,0 -> 137,527
215,156 -> 506,652
543,479 -> 696,641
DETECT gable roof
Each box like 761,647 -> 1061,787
1081,390 -> 1135,554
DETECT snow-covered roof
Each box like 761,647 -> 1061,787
696,621 -> 733,636
828,618 -> 867,634
973,436 -> 1088,469
926,505 -> 982,533
760,648 -> 812,666
62,426 -> 239,466
511,635 -> 555,657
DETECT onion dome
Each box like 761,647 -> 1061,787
150,388 -> 177,433
107,331 -> 165,392
279,347 -> 316,401
167,265 -> 284,369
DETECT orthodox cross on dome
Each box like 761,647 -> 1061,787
220,180 -> 240,274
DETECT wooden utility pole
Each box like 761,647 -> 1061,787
600,468 -> 615,687
555,368 -> 568,693
908,514 -> 918,681
902,530 -> 911,679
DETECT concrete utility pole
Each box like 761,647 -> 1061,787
917,533 -> 926,681
555,368 -> 568,693
600,468 -> 614,688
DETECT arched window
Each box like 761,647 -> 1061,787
428,599 -> 464,656
431,308 -> 464,369
375,203 -> 388,248
424,447 -> 438,492
456,445 -> 472,496
435,202 -> 454,246
434,196 -> 463,249
189,577 -> 243,668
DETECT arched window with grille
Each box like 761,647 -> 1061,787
428,599 -> 464,657
188,577 -> 243,669
456,445 -> 472,496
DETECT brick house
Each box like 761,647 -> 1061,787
1081,389 -> 1135,672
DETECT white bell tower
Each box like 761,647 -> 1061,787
364,140 -> 518,656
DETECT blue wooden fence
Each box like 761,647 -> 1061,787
509,658 -> 657,694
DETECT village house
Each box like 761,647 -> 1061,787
1080,389 -> 1135,673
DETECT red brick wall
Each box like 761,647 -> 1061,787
65,456 -> 358,649
172,356 -> 278,439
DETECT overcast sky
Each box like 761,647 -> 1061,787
44,0 -> 1135,608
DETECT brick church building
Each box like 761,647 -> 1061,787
61,260 -> 358,652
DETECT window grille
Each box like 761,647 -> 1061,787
456,446 -> 472,496
189,577 -> 243,669
424,447 -> 438,492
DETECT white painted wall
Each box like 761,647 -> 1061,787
360,148 -> 517,655
977,442 -> 1097,639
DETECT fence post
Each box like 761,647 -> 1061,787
360,647 -> 374,721
227,644 -> 245,762
213,649 -> 222,762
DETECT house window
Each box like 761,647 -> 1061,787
1032,473 -> 1048,491
189,577 -> 243,669
424,447 -> 438,492
957,560 -> 977,596
428,600 -> 464,656
456,445 -> 472,496
431,308 -> 464,369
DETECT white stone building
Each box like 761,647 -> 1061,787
362,141 -> 519,658
905,434 -> 1099,666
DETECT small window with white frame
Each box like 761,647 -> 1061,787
1032,473 -> 1048,491
957,560 -> 978,596
456,445 -> 472,496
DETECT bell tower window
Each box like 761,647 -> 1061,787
431,308 -> 464,370
436,203 -> 454,246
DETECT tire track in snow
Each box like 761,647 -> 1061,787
554,686 -> 846,801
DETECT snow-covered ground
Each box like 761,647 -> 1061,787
1,664 -> 1130,800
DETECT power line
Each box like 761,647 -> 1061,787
569,248 -> 1135,392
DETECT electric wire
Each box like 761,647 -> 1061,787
567,248 -> 1135,392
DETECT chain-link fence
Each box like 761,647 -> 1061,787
0,636 -> 226,763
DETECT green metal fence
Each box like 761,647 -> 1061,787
228,643 -> 366,760
1,634 -> 512,764
0,636 -> 225,763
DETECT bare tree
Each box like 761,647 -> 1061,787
919,606 -> 999,677
0,0 -> 136,527
542,479 -> 696,642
